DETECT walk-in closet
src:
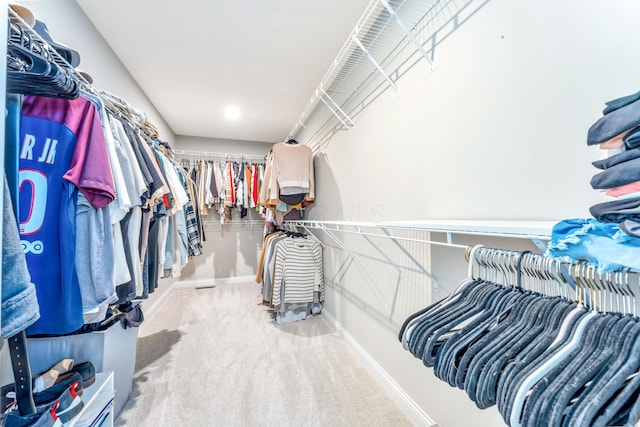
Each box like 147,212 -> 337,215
2,0 -> 640,426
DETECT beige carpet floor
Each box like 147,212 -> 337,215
115,282 -> 414,427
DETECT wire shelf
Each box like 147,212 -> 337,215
286,0 -> 484,153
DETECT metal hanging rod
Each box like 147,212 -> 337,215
202,219 -> 265,233
288,220 -> 637,310
287,220 -> 554,242
287,220 -> 450,291
285,219 -> 556,292
173,150 -> 266,163
467,246 -> 639,316
202,219 -> 264,226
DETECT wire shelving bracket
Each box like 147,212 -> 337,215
286,220 -> 555,293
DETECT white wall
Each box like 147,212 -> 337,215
176,221 -> 264,284
309,0 -> 640,223
20,0 -> 175,141
175,135 -> 273,156
168,136 -> 272,285
307,0 -> 640,426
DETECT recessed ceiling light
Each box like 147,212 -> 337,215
225,106 -> 240,121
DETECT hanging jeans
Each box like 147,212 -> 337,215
2,176 -> 40,339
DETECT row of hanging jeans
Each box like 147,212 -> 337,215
399,250 -> 640,427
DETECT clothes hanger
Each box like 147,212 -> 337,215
481,296 -> 573,409
561,318 -> 640,426
407,280 -> 494,359
431,282 -> 519,382
285,138 -> 299,145
495,299 -> 577,416
499,261 -> 595,423
497,281 -> 589,422
464,293 -> 554,407
400,245 -> 484,348
544,314 -> 634,427
7,33 -> 78,99
426,249 -> 523,372
507,307 -> 598,427
438,289 -> 530,388
519,314 -> 623,427
433,263 -> 524,380
7,19 -> 80,99
399,276 -> 473,350
420,281 -> 516,368
595,350 -> 640,426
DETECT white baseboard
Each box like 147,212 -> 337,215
142,276 -> 256,320
321,310 -> 437,427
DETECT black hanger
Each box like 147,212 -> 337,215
286,139 -> 299,145
7,22 -> 79,99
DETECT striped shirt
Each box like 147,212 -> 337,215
272,236 -> 323,307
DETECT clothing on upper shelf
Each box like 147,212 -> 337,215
257,230 -> 323,324
587,95 -> 640,146
546,218 -> 640,272
586,90 -> 640,239
258,143 -> 313,227
268,142 -> 314,202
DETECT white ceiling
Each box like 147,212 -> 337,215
76,0 -> 371,143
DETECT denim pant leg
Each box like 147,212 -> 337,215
2,176 -> 40,338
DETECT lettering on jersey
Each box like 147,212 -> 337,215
21,240 -> 44,255
20,134 -> 58,164
20,134 -> 35,159
19,169 -> 47,235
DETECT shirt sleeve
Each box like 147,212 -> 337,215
63,97 -> 115,209
307,147 -> 315,200
272,241 -> 286,307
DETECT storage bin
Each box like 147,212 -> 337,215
26,322 -> 138,418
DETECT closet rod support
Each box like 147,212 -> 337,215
380,227 -> 439,292
320,88 -> 355,126
352,35 -> 399,94
320,224 -> 356,257
301,226 -> 326,249
319,225 -> 359,286
379,0 -> 434,69
302,224 -> 467,250
318,94 -> 352,131
532,238 -> 548,253
358,227 -> 405,279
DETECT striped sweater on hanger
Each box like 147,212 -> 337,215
272,237 -> 323,307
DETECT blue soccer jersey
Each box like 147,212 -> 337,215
19,95 -> 114,335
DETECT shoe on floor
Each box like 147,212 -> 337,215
1,402 -> 63,427
2,373 -> 84,423
55,362 -> 96,389
33,360 -> 74,393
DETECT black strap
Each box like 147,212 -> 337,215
7,330 -> 36,415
